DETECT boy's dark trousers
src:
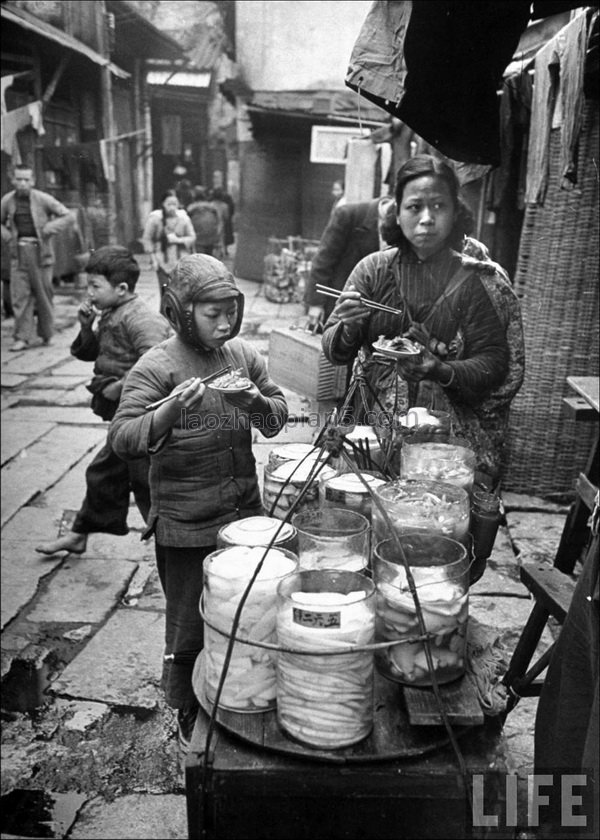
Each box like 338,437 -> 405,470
72,438 -> 151,534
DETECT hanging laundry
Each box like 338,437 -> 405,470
525,11 -> 590,204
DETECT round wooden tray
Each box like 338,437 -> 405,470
195,657 -> 469,764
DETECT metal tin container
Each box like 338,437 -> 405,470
202,546 -> 298,712
217,516 -> 298,555
263,459 -> 337,521
319,471 -> 386,521
276,569 -> 376,748
267,443 -> 322,471
373,534 -> 469,686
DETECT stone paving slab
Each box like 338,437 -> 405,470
0,373 -> 28,389
1,552 -> 64,632
502,492 -> 571,515
81,532 -> 155,563
50,358 -> 96,378
39,447 -> 104,512
1,394 -> 21,410
1,420 -> 55,466
26,555 -> 137,623
52,609 -> 164,708
504,510 -> 566,561
1,425 -> 105,526
2,407 -> 105,427
12,385 -> 90,408
69,793 -> 187,840
27,374 -> 90,390
469,593 -> 554,653
470,565 -> 529,598
1,344 -> 73,375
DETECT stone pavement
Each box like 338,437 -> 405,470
0,257 -> 573,839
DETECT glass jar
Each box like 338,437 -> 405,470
263,459 -> 337,521
292,507 -> 371,573
400,434 -> 476,494
202,546 -> 298,712
469,488 -> 502,585
319,471 -> 386,521
276,569 -> 376,748
371,479 -> 470,547
217,516 -> 298,555
373,534 -> 469,686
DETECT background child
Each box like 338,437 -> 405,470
108,253 -> 288,750
36,246 -> 170,556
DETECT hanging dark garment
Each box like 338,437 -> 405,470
345,1 -> 532,165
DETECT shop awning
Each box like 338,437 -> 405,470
247,89 -> 388,128
1,5 -> 130,79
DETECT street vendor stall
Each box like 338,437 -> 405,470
185,416 -> 510,839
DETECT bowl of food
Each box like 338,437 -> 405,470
372,335 -> 422,360
207,367 -> 252,392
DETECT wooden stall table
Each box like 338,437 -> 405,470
185,670 -> 511,840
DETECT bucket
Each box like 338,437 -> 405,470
292,507 -> 371,573
202,546 -> 298,711
276,569 -> 375,748
400,434 -> 476,493
217,516 -> 298,555
319,471 -> 386,521
373,534 -> 469,686
263,459 -> 336,521
371,479 -> 470,547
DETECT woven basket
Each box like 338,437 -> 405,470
504,102 -> 599,496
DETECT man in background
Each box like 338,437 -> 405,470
1,163 -> 71,351
207,170 -> 235,257
304,197 -> 381,330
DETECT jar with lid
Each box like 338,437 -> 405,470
276,568 -> 376,748
263,458 -> 336,521
201,546 -> 298,712
217,516 -> 298,556
267,443 -> 323,471
319,471 -> 386,521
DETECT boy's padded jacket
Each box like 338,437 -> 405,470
108,334 -> 288,547
71,295 -> 170,380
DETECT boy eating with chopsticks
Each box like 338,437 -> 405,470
36,246 -> 170,557
108,253 -> 288,752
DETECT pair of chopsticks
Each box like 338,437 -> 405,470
145,365 -> 231,410
315,284 -> 403,317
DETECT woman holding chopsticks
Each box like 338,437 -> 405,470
321,154 -> 524,489
109,254 -> 288,753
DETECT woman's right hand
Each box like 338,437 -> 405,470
333,289 -> 369,326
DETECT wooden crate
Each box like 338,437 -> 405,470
268,327 -> 348,402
